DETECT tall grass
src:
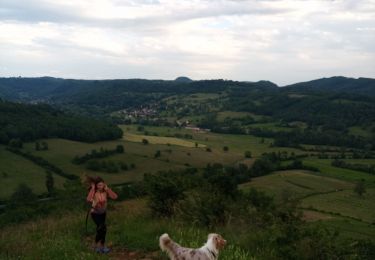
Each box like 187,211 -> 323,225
1,199 -> 256,259
0,211 -> 106,260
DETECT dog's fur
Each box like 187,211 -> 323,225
159,233 -> 226,260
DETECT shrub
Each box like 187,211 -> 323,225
154,150 -> 161,158
244,151 -> 252,158
144,172 -> 185,217
8,138 -> 23,148
116,144 -> 124,153
9,183 -> 37,206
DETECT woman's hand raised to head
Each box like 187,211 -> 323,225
105,185 -> 118,200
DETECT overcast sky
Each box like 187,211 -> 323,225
0,0 -> 374,85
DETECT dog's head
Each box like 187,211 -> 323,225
208,233 -> 227,250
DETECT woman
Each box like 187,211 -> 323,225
86,176 -> 118,253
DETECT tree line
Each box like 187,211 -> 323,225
332,159 -> 375,175
71,145 -> 124,164
0,100 -> 123,145
6,147 -> 78,180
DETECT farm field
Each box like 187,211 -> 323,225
23,137 -> 242,173
0,145 -> 66,200
123,132 -> 206,148
302,188 -> 375,223
0,124 -> 288,199
239,170 -> 353,200
4,126 -> 263,198
302,158 -> 375,186
311,218 -> 375,240
240,169 -> 375,238
120,124 -> 304,157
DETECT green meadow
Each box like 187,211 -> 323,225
0,145 -> 66,199
1,123 -> 375,242
240,169 -> 375,238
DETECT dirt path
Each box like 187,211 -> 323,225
83,235 -> 162,260
109,248 -> 160,260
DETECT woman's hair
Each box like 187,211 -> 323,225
84,175 -> 104,190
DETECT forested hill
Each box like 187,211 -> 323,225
0,76 -> 374,147
0,77 -> 278,102
0,77 -> 279,115
0,76 -> 374,104
0,100 -> 123,144
283,76 -> 375,96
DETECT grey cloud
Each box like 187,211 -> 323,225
0,0 -> 374,84
0,0 -> 291,29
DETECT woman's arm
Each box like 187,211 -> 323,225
105,186 -> 118,200
86,184 -> 96,202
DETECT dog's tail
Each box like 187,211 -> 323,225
159,233 -> 172,252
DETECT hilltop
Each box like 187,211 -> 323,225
283,76 -> 375,95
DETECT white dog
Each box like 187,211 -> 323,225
159,233 -> 226,260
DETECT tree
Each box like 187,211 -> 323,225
291,159 -> 303,169
35,142 -> 40,151
86,160 -> 101,171
354,179 -> 366,197
116,144 -> 124,153
120,162 -> 128,170
245,151 -> 252,158
45,171 -> 55,195
223,146 -> 229,152
251,157 -> 277,177
10,183 -> 37,206
8,138 -> 23,148
154,150 -> 161,158
144,172 -> 185,217
41,141 -> 48,150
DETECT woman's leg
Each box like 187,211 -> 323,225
91,213 -> 107,248
97,213 -> 107,245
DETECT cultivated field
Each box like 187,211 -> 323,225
240,169 -> 375,238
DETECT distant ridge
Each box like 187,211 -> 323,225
283,76 -> 375,96
175,76 -> 193,83
0,76 -> 374,104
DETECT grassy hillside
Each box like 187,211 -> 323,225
303,158 -> 375,185
0,145 -> 66,199
0,199 -> 258,260
1,190 -> 374,259
239,170 -> 353,200
239,170 -> 375,239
